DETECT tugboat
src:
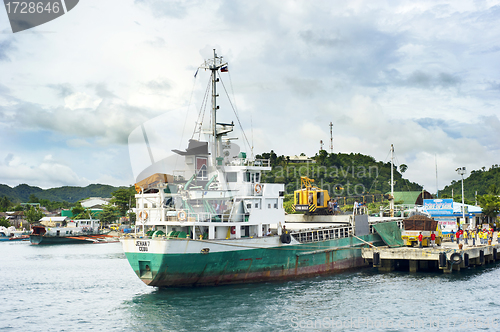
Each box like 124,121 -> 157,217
120,50 -> 391,287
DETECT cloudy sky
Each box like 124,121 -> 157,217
0,0 -> 499,193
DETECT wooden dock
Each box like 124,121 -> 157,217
362,242 -> 500,273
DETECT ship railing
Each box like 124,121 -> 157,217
227,158 -> 270,167
291,226 -> 354,243
169,212 -> 248,223
368,219 -> 404,234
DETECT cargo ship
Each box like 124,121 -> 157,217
120,51 -> 395,287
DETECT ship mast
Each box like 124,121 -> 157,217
200,49 -> 228,166
211,49 -> 218,163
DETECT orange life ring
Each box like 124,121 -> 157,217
177,210 -> 187,221
254,183 -> 262,194
139,211 -> 148,221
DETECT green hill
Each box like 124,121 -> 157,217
439,165 -> 500,201
256,150 -> 422,196
0,183 -> 125,204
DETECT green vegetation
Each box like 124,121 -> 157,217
0,216 -> 10,228
477,185 -> 500,220
110,187 -> 136,217
0,184 -> 136,226
70,202 -> 100,219
256,150 -> 421,196
24,206 -> 44,224
440,165 -> 500,201
0,183 -> 125,205
99,204 -> 120,224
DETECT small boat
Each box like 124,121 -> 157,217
30,219 -> 115,245
0,226 -> 29,242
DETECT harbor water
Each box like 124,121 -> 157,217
2,242 -> 500,331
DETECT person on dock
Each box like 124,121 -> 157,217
456,229 -> 460,245
430,231 -> 436,247
451,230 -> 455,243
418,232 -> 423,248
464,229 -> 468,245
480,230 -> 485,244
354,200 -> 359,214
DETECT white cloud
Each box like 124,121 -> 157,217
0,153 -> 87,188
0,0 -> 499,192
64,92 -> 102,110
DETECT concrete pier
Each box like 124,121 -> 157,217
362,242 -> 500,273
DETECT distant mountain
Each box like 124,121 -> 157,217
0,183 -> 126,204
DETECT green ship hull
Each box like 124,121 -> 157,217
123,233 -> 384,287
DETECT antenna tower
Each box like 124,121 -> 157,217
329,122 -> 333,153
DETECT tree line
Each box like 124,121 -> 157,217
255,149 -> 421,196
0,187 -> 137,226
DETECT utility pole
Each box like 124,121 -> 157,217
390,144 -> 394,217
456,167 -> 466,224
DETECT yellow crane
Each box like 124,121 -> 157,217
292,176 -> 331,214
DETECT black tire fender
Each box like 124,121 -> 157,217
450,252 -> 463,265
280,232 -> 291,244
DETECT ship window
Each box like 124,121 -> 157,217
152,203 -> 156,208
255,202 -> 259,208
196,157 -> 208,180
244,172 -> 250,182
226,172 -> 237,182
144,203 -> 148,208
251,173 -> 255,183
247,204 -> 251,209
197,164 -> 208,180
266,198 -> 278,209
255,173 -> 260,182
